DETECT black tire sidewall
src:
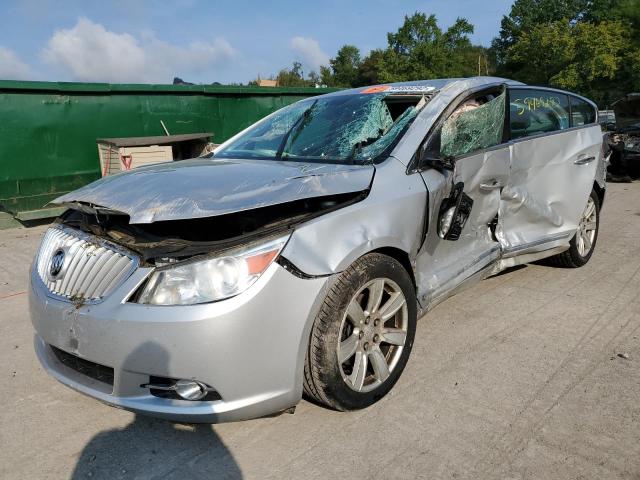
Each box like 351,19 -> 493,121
569,189 -> 600,266
314,254 -> 417,410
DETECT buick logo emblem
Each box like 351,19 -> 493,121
49,249 -> 66,279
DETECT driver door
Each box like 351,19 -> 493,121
414,86 -> 510,307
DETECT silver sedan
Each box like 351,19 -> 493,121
30,77 -> 605,422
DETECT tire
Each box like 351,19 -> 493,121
546,189 -> 600,268
303,253 -> 417,411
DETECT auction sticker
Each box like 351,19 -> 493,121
361,85 -> 436,94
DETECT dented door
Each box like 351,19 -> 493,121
497,88 -> 601,253
415,89 -> 509,306
416,147 -> 509,306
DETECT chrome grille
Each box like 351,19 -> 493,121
36,226 -> 138,302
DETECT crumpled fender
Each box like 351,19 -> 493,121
281,157 -> 427,276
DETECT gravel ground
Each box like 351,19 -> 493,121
1,182 -> 639,480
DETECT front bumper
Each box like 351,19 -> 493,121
30,261 -> 329,423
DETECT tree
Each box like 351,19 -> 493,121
508,19 -> 631,104
357,49 -> 385,85
373,13 -> 484,82
491,0 -> 640,105
308,70 -> 321,86
259,12 -> 491,89
276,61 -> 309,87
491,0 -> 589,68
329,45 -> 362,87
319,65 -> 334,87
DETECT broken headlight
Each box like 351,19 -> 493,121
137,235 -> 290,305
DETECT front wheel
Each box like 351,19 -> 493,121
303,253 -> 417,411
547,189 -> 600,268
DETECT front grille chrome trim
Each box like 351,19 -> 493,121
35,225 -> 139,304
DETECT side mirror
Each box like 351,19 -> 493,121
421,154 -> 454,171
438,182 -> 473,240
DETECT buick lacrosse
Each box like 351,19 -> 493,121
30,77 -> 606,422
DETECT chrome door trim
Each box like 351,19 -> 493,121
501,231 -> 572,257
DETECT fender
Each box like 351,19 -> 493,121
281,157 -> 427,276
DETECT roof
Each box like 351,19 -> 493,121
96,133 -> 213,147
322,77 -> 523,97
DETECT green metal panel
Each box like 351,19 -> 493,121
0,80 -> 338,215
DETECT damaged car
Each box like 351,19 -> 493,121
29,77 -> 606,423
605,93 -> 640,181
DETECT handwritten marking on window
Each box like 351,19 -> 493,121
512,96 -> 562,116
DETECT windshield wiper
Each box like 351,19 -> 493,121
276,100 -> 318,160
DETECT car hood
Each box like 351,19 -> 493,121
53,157 -> 375,224
613,93 -> 640,130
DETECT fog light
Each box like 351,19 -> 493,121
175,379 -> 208,401
141,377 -> 220,401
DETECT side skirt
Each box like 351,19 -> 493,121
417,241 -> 570,318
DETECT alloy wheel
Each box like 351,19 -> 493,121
337,278 -> 409,393
576,196 -> 597,257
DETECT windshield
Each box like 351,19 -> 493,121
215,93 -> 426,164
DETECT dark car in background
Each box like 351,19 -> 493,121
605,94 -> 640,182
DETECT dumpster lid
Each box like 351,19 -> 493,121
97,133 -> 213,147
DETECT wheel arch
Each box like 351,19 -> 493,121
370,246 -> 416,290
593,181 -> 605,207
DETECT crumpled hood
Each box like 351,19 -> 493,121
613,93 -> 640,130
53,157 -> 375,224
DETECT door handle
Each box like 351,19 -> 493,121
480,179 -> 503,191
574,155 -> 596,165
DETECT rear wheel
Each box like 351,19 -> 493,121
547,189 -> 600,268
303,253 -> 417,411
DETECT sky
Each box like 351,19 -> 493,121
0,0 -> 514,85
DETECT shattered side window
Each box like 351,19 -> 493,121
441,91 -> 506,158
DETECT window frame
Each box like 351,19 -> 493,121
506,86 -> 598,143
413,83 -> 510,171
569,95 -> 597,128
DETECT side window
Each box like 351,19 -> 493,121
509,89 -> 570,140
570,96 -> 596,126
438,90 -> 506,158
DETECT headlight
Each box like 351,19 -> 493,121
137,234 -> 289,305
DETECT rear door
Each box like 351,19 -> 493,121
497,88 -> 601,254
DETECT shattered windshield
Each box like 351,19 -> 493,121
215,93 -> 426,164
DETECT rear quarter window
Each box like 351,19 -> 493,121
509,89 -> 570,140
570,96 -> 597,126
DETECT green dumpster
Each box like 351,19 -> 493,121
0,80 -> 337,220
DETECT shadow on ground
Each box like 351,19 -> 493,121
71,416 -> 241,479
71,342 -> 242,480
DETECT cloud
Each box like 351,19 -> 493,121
290,36 -> 330,72
0,47 -> 32,80
40,18 -> 236,83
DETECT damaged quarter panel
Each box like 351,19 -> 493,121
281,157 -> 426,276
